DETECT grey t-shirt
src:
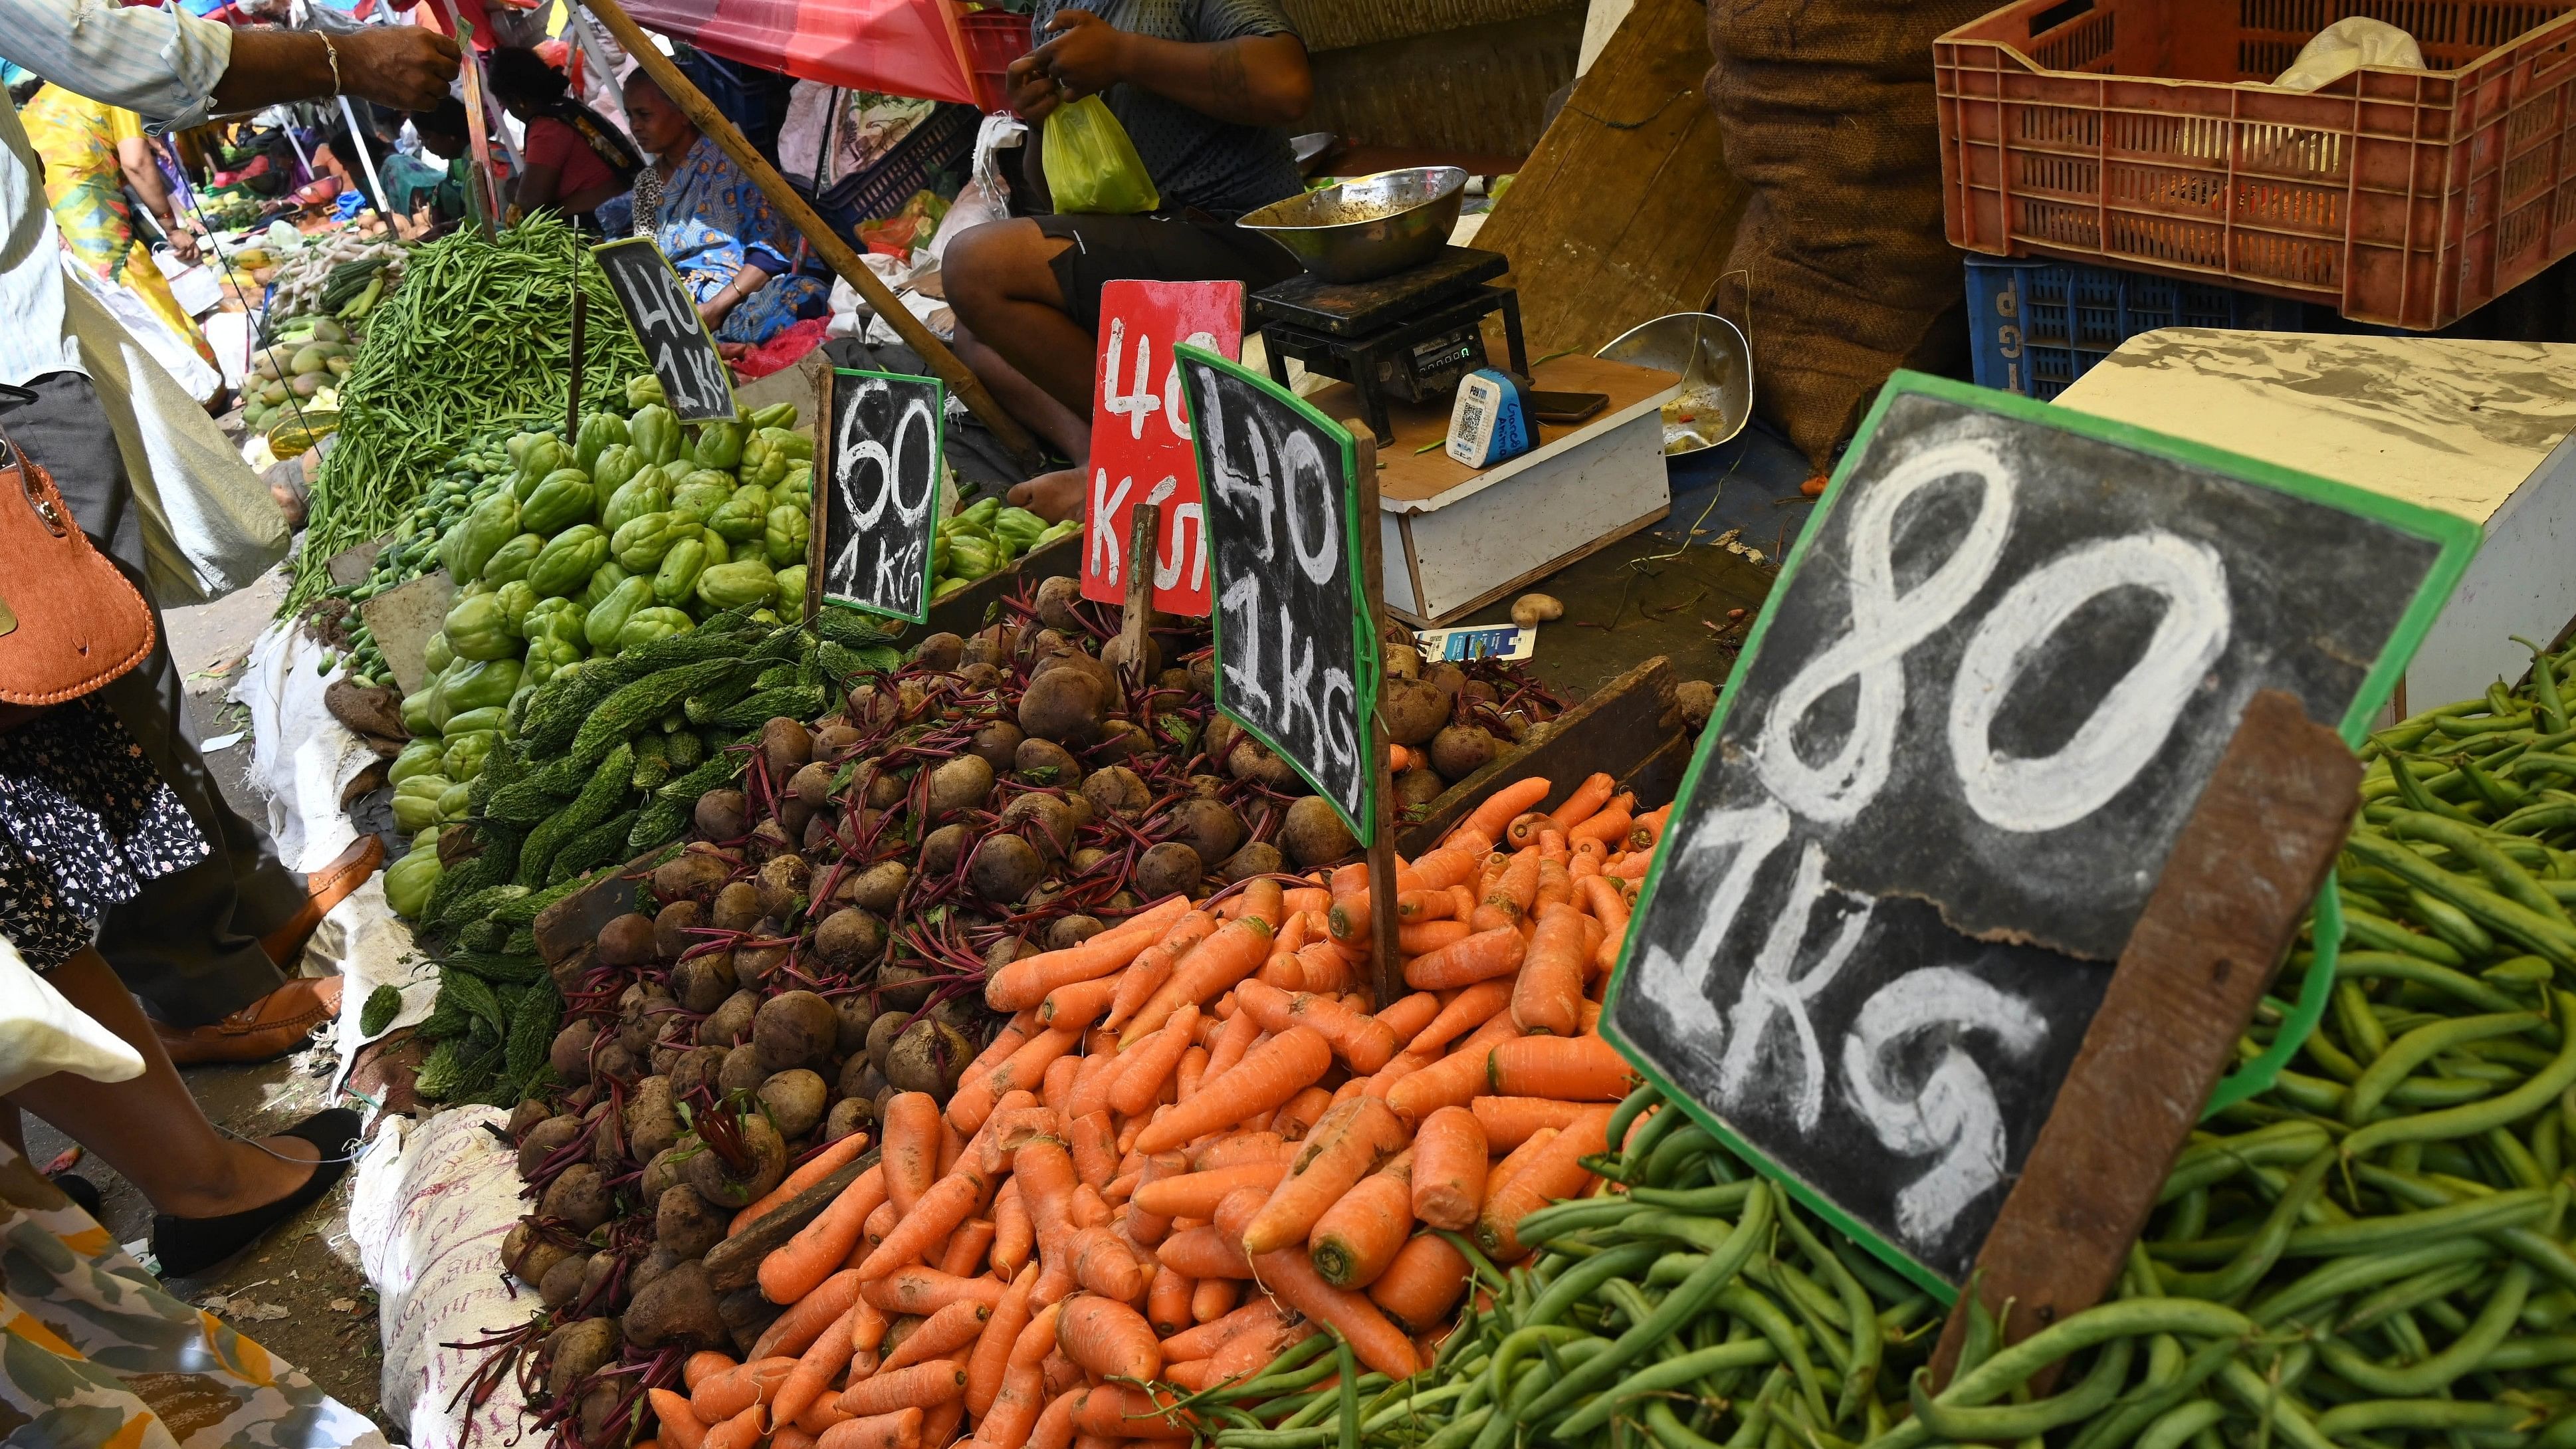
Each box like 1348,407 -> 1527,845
1030,0 -> 1306,218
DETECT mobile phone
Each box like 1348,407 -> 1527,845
1527,390 -> 1609,424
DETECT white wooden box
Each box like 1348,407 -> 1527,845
2053,330 -> 2576,719
1300,354 -> 1680,626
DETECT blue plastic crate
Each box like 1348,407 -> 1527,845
800,104 -> 980,249
1965,259 -> 2311,400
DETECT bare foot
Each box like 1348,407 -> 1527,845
1008,467 -> 1086,524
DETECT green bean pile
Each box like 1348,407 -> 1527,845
1168,637 -> 2576,1449
285,216 -> 649,614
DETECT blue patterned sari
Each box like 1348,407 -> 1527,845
639,136 -> 829,345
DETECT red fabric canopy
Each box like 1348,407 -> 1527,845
621,0 -> 980,106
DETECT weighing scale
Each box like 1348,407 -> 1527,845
1250,247 -> 1529,446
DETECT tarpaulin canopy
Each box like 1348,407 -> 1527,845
619,0 -> 979,106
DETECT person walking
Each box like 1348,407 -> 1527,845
0,5 -> 459,1064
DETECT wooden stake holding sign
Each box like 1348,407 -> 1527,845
580,0 -> 1042,471
1601,373 -> 2478,1323
1117,502 -> 1162,683
1174,346 -> 1402,1000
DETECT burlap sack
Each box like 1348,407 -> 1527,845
1707,0 -> 1988,469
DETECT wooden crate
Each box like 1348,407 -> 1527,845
1398,653 -> 1690,856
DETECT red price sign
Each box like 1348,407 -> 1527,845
1079,280 -> 1244,617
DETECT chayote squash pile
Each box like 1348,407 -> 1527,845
380,375 -> 820,872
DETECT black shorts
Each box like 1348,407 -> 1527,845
1032,211 -> 1303,334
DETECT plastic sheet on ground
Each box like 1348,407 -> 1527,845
350,1106 -> 534,1449
229,621 -> 376,875
320,872 -> 434,1099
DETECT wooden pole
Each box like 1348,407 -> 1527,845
1119,502 -> 1161,683
581,0 -> 1044,473
1350,425 -> 1403,1004
565,269 -> 588,440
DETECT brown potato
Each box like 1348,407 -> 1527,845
597,913 -> 657,969
695,789 -> 748,841
758,1069 -> 827,1139
813,907 -> 887,971
754,991 -> 839,1071
671,950 -> 737,1014
710,881 -> 764,933
1279,794 -> 1359,867
621,1260 -> 728,1351
969,834 -> 1048,904
1134,841 -> 1204,900
1430,724 -> 1499,782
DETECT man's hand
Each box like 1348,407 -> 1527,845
1034,11 -> 1128,101
333,27 -> 461,112
1005,53 -> 1062,122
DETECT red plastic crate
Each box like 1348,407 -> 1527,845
958,9 -> 1029,113
1935,0 -> 2576,330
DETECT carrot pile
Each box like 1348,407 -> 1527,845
640,772 -> 1666,1449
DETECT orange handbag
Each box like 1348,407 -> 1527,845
0,422 -> 154,722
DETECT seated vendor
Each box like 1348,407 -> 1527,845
487,47 -> 638,231
597,70 -> 829,345
941,1 -> 1313,520
391,100 -> 478,235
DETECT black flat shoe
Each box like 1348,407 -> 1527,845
50,1173 -> 101,1219
150,1108 -> 361,1279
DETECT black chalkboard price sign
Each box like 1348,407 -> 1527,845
1604,372 -> 2478,1293
591,237 -> 737,424
816,367 -> 944,624
1176,346 -> 1378,842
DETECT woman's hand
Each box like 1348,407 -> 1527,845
697,263 -> 773,328
165,227 -> 200,264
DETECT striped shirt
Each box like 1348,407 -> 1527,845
0,0 -> 233,389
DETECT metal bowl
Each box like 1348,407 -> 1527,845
1595,312 -> 1755,455
1238,167 -> 1467,284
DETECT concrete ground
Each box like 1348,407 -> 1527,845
20,560 -> 394,1436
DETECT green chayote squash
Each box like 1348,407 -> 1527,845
601,472 -> 669,535
576,412 -> 629,473
590,442 -> 645,497
772,460 -> 812,509
629,403 -> 680,465
437,778 -> 473,818
440,492 -> 520,582
748,401 -> 798,430
492,580 -> 538,639
774,566 -> 808,622
691,419 -> 744,471
439,656 -> 522,717
481,532 -> 546,586
764,505 -> 809,568
654,538 -> 709,606
611,512 -> 699,572
522,596 -> 584,647
443,730 -> 495,783
423,630 -> 455,675
626,374 -> 666,411
696,558 -> 778,610
388,738 -> 445,786
669,471 -> 734,524
529,524 -> 609,598
511,437 -> 572,499
443,593 -> 518,661
399,687 -> 436,736
443,707 -> 505,737
520,469 -> 597,536
706,485 -> 770,544
384,843 -> 442,917
617,606 -> 696,651
586,576 -> 653,653
582,561 -> 633,612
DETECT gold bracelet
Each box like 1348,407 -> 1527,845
318,32 -> 343,95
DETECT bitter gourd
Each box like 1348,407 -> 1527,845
549,808 -> 639,885
631,732 -> 671,792
515,742 -> 633,886
712,685 -> 828,730
574,661 -> 745,770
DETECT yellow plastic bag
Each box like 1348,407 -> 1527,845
1042,96 -> 1161,215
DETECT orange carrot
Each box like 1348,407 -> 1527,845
1243,1096 -> 1406,1253
880,1298 -> 990,1375
1489,1035 -> 1635,1100
962,1011 -> 1043,1099
1162,1299 -> 1291,1362
1366,1234 -> 1472,1331
1132,1161 -> 1287,1218
886,1093 -> 944,1216
1393,889 -> 1455,922
1069,1385 -> 1194,1440
972,1324 -> 1054,1449
1058,1292 -> 1162,1381
1105,911 -> 1221,1032
1362,1049 -> 1432,1099
1147,1262 -> 1196,1336
1385,1048 -> 1491,1123
1410,1105 -> 1487,1230
1202,1008 -> 1261,1084
1310,1148 -> 1414,1288
1408,845 -> 1483,893
1041,974 -> 1127,1030
1547,774 -> 1615,831
651,1389 -> 710,1449
1041,1054 -> 1084,1112
949,1028 -> 1083,1133
1578,875 -> 1631,970
685,1352 -> 740,1391
839,1362 -> 968,1417
1471,851 -> 1541,933
754,1273 -> 863,1361
1297,942 -> 1354,995
1477,1106 -> 1612,1259
1455,778 -> 1551,853
819,1410 -> 924,1449
1568,805 -> 1631,849
1214,1188 -> 1420,1379
852,1297 -> 892,1354
994,1178 -> 1034,1279
1111,1004 -> 1201,1117
1504,812 -> 1555,851
942,1217 -> 998,1279
968,1266 -> 1039,1418
1156,1223 -> 1255,1280
773,1303 -> 859,1432
1533,855 -> 1574,914
1405,927 -> 1525,990
763,1164 -> 891,1305
1134,1027 -> 1331,1155
1192,1276 -> 1239,1323
1609,849 -> 1654,881
1069,1224 -> 1148,1301
987,897 -> 1193,1010
1628,804 -> 1671,851
1238,878 -> 1288,931
1471,1096 -> 1592,1150
1026,1392 -> 1079,1449
1235,980 -> 1400,1073
705,1406 -> 765,1449
1374,992 -> 1444,1044
694,1357 -> 799,1422
1192,1132 -> 1289,1172
1325,888 -> 1370,946
731,1130 -> 875,1235
1063,1052 -> 1123,1123
1486,1128 -> 1556,1204
1510,904 -> 1588,1036
861,1265 -> 1009,1316
1175,1044 -> 1210,1101
1123,918 -> 1276,1046
1406,980 -> 1513,1058
1273,1085 -> 1335,1139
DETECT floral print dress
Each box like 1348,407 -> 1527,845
637,136 -> 829,345
0,701 -> 207,972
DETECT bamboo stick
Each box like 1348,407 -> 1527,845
581,0 -> 1044,469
